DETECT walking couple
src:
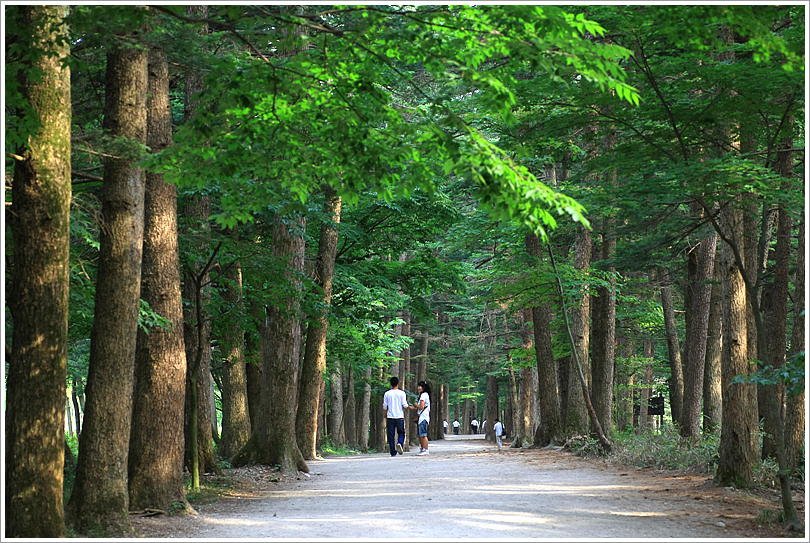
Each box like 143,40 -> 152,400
383,377 -> 431,456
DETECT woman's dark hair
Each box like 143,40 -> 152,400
417,380 -> 431,394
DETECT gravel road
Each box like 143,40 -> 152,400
132,434 -> 797,539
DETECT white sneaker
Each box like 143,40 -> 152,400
417,450 -> 429,456
396,443 -> 404,455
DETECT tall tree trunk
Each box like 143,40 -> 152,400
329,366 -> 345,446
515,309 -> 534,448
615,338 -> 635,431
703,259 -> 723,432
485,372 -> 499,442
5,6 -> 71,537
591,219 -> 616,437
344,366 -> 358,447
716,198 -> 756,488
525,235 -> 562,447
359,366 -> 372,451
784,220 -> 804,473
680,229 -> 717,440
68,37 -> 147,536
659,266 -> 684,428
297,187 -> 341,459
218,229 -> 251,461
250,215 -> 309,475
566,226 -> 591,435
128,45 -> 189,513
760,137 -> 792,459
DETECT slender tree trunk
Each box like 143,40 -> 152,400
68,37 -> 147,536
5,6 -> 71,537
784,220 -> 804,473
359,367 -> 372,451
297,187 -> 341,459
181,5 -> 218,477
681,230 -> 717,440
525,235 -> 562,447
703,259 -> 723,433
760,180 -> 791,459
345,366 -> 358,447
591,219 -> 616,437
485,372 -> 499,442
128,45 -> 189,513
218,229 -> 251,460
515,309 -> 534,448
329,366 -> 345,446
637,340 -> 655,434
566,226 -> 591,435
659,266 -> 684,428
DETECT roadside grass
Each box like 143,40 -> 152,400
568,423 -> 804,530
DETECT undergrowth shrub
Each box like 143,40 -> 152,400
606,424 -> 720,474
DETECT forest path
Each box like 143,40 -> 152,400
133,435 -> 793,539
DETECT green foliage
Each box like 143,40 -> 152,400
730,351 -> 806,395
608,425 -> 721,473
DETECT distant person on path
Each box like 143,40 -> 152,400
471,418 -> 479,434
481,419 -> 487,433
443,420 -> 448,434
408,381 -> 431,455
383,376 -> 409,456
453,419 -> 460,435
494,418 -> 504,452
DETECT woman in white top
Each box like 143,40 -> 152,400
409,381 -> 431,455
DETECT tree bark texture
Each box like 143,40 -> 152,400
716,199 -> 756,488
297,188 -> 341,459
680,232 -> 717,440
329,366 -> 345,446
5,5 -> 71,537
514,309 -> 534,448
784,220 -> 804,473
566,226 -> 591,435
591,222 -> 616,437
659,266 -> 684,428
69,39 -> 147,536
760,203 -> 790,460
257,215 -> 309,475
703,259 -> 722,432
218,236 -> 251,460
128,45 -> 189,513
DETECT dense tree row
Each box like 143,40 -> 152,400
4,4 -> 804,537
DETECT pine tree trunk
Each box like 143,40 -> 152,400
703,259 -> 723,432
329,366 -> 345,446
128,45 -> 189,513
591,220 -> 616,436
297,188 -> 341,459
181,5 -> 219,477
218,231 -> 251,460
659,266 -> 684,428
716,198 -> 756,487
345,366 -> 358,447
255,215 -> 309,475
566,226 -> 591,435
359,366 -> 372,451
760,179 -> 791,459
681,228 -> 717,440
785,220 -> 804,472
69,37 -> 147,536
6,6 -> 71,537
515,309 -> 534,447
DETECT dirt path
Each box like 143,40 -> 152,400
132,435 -> 800,539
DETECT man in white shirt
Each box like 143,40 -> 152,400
471,418 -> 479,434
382,376 -> 409,456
